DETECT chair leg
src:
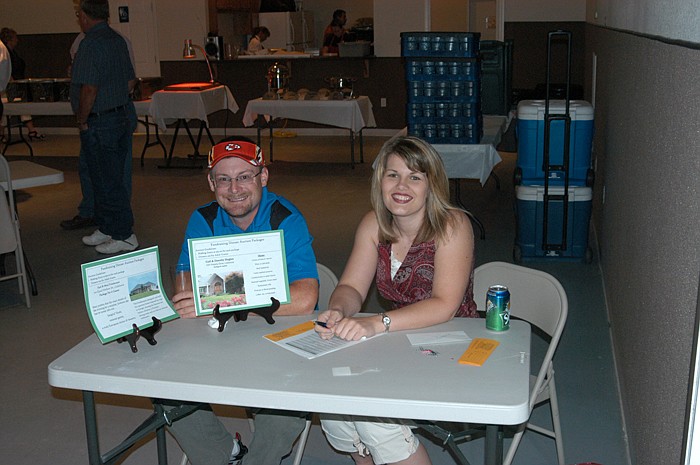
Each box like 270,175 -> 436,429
291,418 -> 312,465
548,377 -> 565,465
502,425 -> 525,465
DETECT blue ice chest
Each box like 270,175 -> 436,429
514,185 -> 592,262
516,99 -> 594,186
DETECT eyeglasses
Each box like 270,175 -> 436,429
212,169 -> 263,189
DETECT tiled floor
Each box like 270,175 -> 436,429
0,132 -> 629,465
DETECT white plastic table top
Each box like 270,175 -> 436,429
150,85 -> 239,131
1,160 -> 64,190
3,99 -> 153,117
242,96 -> 377,133
48,315 -> 530,425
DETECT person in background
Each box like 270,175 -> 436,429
314,136 -> 478,465
0,27 -> 44,140
0,38 -> 10,126
323,9 -> 347,37
321,19 -> 345,56
72,0 -> 138,254
161,138 -> 320,465
60,28 -> 136,231
247,26 -> 270,55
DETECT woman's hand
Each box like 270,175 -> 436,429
314,309 -> 344,340
331,315 -> 381,341
171,290 -> 196,318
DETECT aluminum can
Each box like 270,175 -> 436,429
486,285 -> 510,331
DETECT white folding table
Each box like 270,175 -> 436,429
48,315 -> 530,465
242,96 -> 377,167
150,85 -> 239,169
1,99 -> 162,163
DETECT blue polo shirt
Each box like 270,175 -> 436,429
178,187 -> 318,284
70,21 -> 135,114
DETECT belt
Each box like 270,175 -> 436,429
89,104 -> 128,117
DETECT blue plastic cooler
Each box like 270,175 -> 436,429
516,99 -> 594,186
514,185 -> 592,262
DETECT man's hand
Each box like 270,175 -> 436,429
171,290 -> 197,318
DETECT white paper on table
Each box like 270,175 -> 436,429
265,321 -> 382,359
406,331 -> 471,346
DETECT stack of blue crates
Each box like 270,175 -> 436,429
514,99 -> 595,263
401,32 -> 482,144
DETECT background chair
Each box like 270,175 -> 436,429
0,154 -> 31,308
417,261 -> 567,465
179,263 -> 339,465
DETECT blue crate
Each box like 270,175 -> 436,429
407,101 -> 480,119
408,119 -> 482,144
404,59 -> 480,81
401,32 -> 480,58
406,79 -> 480,103
514,185 -> 592,262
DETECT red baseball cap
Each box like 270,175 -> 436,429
208,140 -> 265,169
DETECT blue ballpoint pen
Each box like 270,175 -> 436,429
313,320 -> 329,328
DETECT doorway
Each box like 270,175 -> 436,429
469,0 -> 504,41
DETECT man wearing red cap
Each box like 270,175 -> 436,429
161,138 -> 319,465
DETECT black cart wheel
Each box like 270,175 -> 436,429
513,167 -> 522,186
586,168 -> 595,187
513,245 -> 522,263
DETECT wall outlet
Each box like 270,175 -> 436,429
380,98 -> 387,107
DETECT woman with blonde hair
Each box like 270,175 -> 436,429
315,136 -> 477,465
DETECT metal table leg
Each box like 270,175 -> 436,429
484,425 -> 504,465
139,116 -> 167,167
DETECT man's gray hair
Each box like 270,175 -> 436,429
80,0 -> 110,20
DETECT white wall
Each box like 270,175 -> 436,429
588,0 -> 700,44
2,0 -> 80,34
374,0 -> 429,57
505,0 -> 586,21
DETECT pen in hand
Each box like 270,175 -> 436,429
314,320 -> 329,328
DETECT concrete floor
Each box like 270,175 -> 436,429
0,131 -> 629,465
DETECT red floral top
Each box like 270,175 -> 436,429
376,241 -> 477,317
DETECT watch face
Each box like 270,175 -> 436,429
382,315 -> 391,325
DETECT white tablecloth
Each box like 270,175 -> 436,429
150,85 -> 239,131
393,115 -> 508,186
242,96 -> 377,133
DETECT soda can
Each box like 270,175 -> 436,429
486,285 -> 510,331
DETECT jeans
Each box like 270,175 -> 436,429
160,401 -> 308,465
80,106 -> 134,240
78,105 -> 135,218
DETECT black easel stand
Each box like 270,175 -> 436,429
117,317 -> 163,353
211,297 -> 281,332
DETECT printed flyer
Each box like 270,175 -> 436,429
188,230 -> 290,316
81,246 -> 179,344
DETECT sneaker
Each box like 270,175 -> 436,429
228,433 -> 248,465
61,215 -> 96,230
95,234 -> 139,254
82,229 -> 112,246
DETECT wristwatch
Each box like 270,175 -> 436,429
379,312 -> 391,333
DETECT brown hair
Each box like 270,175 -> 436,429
370,136 -> 459,244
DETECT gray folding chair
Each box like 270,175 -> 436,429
417,261 -> 567,465
0,154 -> 30,308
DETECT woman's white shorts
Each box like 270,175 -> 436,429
321,415 -> 419,464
